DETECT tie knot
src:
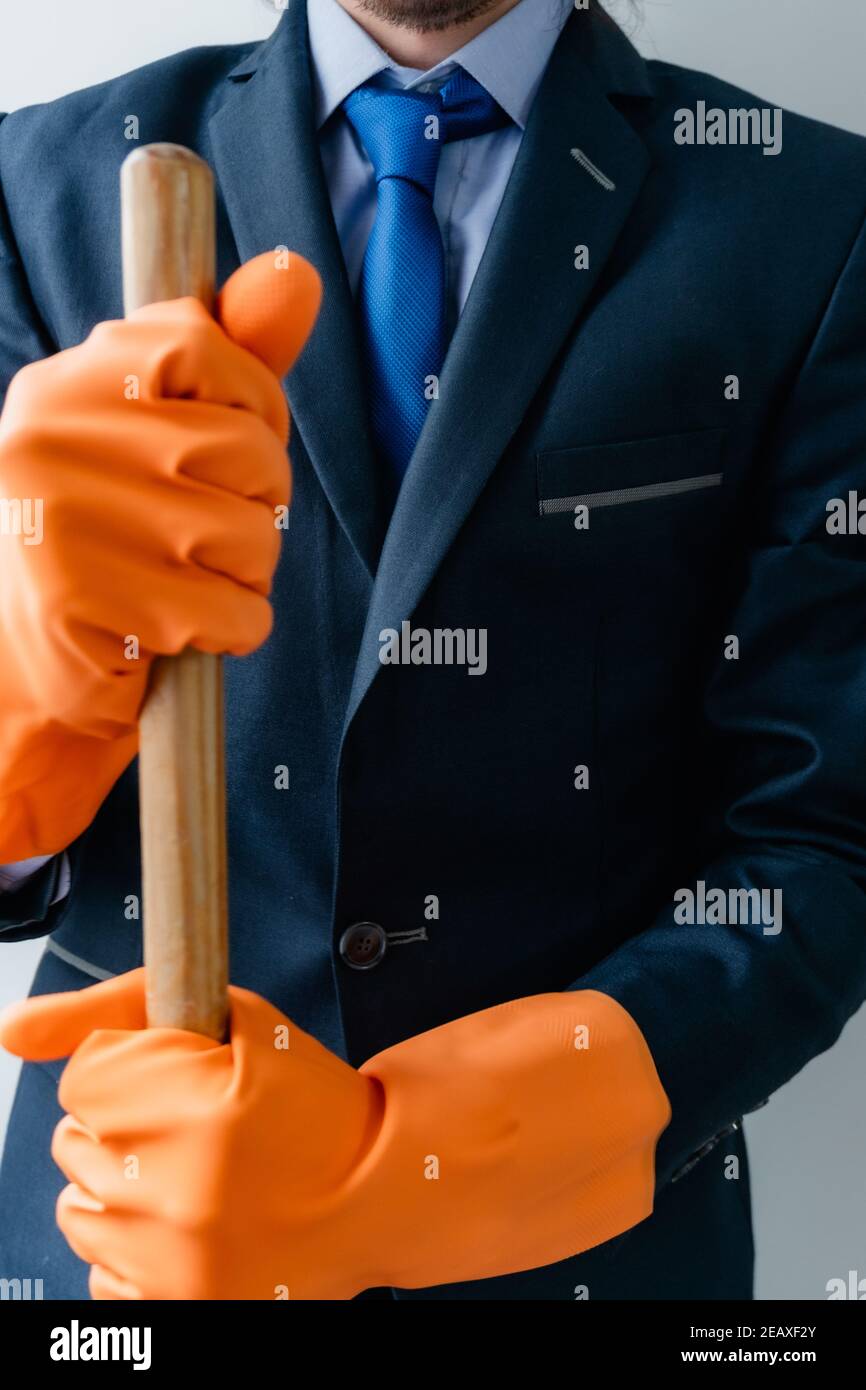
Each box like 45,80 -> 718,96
343,68 -> 510,194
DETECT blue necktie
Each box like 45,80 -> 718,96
343,69 -> 510,483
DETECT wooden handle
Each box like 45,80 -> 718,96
121,144 -> 229,1041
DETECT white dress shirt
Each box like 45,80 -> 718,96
0,0 -> 571,890
309,0 -> 572,328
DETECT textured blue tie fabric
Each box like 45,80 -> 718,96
343,69 -> 510,483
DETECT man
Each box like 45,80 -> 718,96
0,0 -> 864,1300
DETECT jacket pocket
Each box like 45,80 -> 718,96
536,428 -> 726,518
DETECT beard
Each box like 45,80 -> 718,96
354,0 -> 512,32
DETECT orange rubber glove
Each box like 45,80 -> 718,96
0,253 -> 321,862
0,971 -> 670,1300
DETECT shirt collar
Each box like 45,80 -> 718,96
307,0 -> 573,131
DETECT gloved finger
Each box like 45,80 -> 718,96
51,1114 -> 132,1209
55,1183 -> 107,1267
7,302 -> 288,445
21,565 -> 273,740
137,402 -> 291,508
44,559 -> 275,717
58,1027 -> 226,1134
48,396 -> 291,508
0,970 -> 147,1062
16,479 -> 279,733
56,1186 -> 139,1282
90,1264 -> 143,1302
54,989 -> 367,1157
48,471 -> 282,601
101,301 -> 291,437
76,569 -> 274,668
59,1200 -> 168,1302
217,250 -> 322,379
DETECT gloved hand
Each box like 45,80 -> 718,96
0,254 -> 321,862
0,971 -> 670,1300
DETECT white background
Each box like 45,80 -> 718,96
1,1 -> 865,1301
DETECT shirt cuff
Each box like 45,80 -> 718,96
0,853 -> 71,901
0,853 -> 71,938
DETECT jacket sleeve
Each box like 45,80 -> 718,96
0,112 -> 73,940
0,114 -> 56,409
575,211 -> 866,1186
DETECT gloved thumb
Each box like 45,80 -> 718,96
0,969 -> 147,1062
217,250 -> 322,378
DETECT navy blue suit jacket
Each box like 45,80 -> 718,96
1,5 -> 866,1299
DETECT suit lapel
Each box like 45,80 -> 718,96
208,5 -> 386,578
345,10 -> 655,727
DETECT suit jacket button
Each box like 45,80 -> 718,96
340,922 -> 387,971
